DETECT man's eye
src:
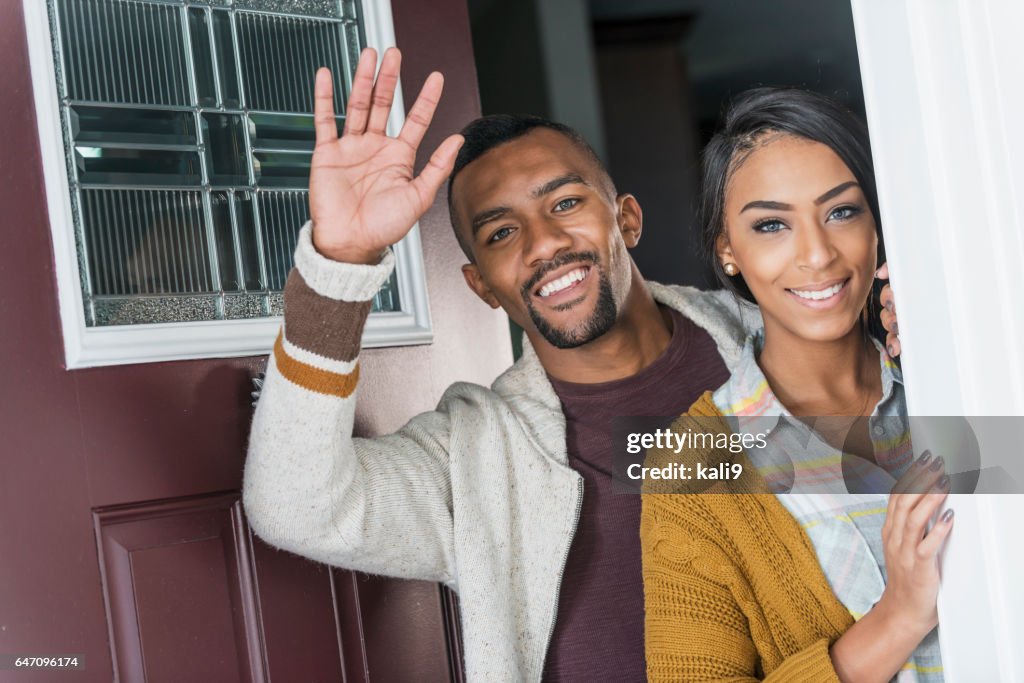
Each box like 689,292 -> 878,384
554,198 -> 580,212
753,219 -> 786,234
828,205 -> 862,222
488,226 -> 514,243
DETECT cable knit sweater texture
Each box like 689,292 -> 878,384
243,222 -> 761,682
642,391 -> 855,682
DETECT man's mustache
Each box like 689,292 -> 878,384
521,252 -> 600,300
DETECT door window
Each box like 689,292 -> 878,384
26,0 -> 432,366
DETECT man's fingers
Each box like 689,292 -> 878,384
367,47 -> 401,135
398,72 -> 444,150
411,134 -> 464,209
342,48 -> 377,135
314,67 -> 338,145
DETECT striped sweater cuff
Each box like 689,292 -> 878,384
277,250 -> 380,397
293,221 -> 396,302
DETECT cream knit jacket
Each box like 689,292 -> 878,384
243,223 -> 761,682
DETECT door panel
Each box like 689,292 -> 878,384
95,495 -> 262,683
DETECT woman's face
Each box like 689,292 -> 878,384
718,134 -> 878,344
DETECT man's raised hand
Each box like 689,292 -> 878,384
309,47 -> 464,264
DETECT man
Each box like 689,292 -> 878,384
243,48 -> 897,681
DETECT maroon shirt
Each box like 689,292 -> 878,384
542,307 -> 730,682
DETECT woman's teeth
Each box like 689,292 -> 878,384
539,268 -> 587,297
790,281 -> 846,301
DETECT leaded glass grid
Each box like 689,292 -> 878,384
46,0 -> 400,326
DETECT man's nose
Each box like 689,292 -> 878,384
794,221 -> 838,272
522,216 -> 573,266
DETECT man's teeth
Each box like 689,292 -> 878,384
539,268 -> 587,297
790,281 -> 846,301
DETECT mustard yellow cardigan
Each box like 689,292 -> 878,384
641,392 -> 855,682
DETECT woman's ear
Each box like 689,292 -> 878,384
461,263 -> 501,308
715,231 -> 735,269
616,193 -> 643,248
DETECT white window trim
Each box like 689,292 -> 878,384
852,0 -> 1024,680
23,0 -> 433,368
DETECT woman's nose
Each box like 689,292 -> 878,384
794,222 -> 838,271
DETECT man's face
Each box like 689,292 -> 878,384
451,129 -> 641,349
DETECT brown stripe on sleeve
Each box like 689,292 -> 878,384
283,269 -> 373,362
273,333 -> 360,398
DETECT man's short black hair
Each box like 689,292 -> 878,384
446,114 -> 615,262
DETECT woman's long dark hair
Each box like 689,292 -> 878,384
698,87 -> 887,342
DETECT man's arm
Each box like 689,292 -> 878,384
243,47 -> 464,583
244,226 -> 456,582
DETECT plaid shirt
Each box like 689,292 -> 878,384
712,329 -> 943,682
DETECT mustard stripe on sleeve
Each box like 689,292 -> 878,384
274,332 -> 360,398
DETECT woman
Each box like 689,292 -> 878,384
641,88 -> 952,682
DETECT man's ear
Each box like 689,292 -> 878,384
715,231 -> 735,268
462,263 -> 501,308
616,193 -> 643,248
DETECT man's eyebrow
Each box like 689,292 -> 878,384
740,200 -> 794,213
471,206 -> 511,237
532,174 -> 589,199
814,181 -> 860,205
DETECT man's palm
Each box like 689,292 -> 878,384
309,49 -> 463,264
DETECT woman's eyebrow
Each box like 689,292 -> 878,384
739,181 -> 861,213
814,180 -> 860,205
740,200 -> 793,213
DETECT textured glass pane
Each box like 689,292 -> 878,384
231,192 -> 265,291
94,296 -> 219,326
236,13 -> 346,113
257,191 -> 308,290
71,106 -> 197,146
253,151 -> 312,188
76,148 -> 202,186
188,8 -> 217,107
81,190 -> 213,296
203,113 -> 249,185
249,113 -> 316,153
58,0 -> 190,106
225,293 -> 268,319
211,9 -> 242,108
233,0 -> 344,20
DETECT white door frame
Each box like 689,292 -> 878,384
852,0 -> 1024,680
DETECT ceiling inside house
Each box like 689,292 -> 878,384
588,0 -> 866,126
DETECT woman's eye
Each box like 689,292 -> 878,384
554,198 -> 580,212
753,219 -> 786,234
488,226 -> 514,243
829,205 -> 861,221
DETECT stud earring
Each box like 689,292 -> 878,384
723,263 -> 739,276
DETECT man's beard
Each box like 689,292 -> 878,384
521,252 -> 618,349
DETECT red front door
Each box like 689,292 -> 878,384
0,0 -> 480,680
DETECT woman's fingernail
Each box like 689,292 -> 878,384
941,508 -> 955,523
930,456 -> 945,472
917,450 -> 932,466
885,300 -> 894,312
935,474 -> 950,491
888,345 -> 896,357
891,322 -> 899,336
